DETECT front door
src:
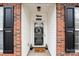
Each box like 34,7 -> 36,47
34,16 -> 44,45
31,4 -> 47,47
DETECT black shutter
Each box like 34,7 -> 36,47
65,7 -> 75,53
3,7 -> 14,53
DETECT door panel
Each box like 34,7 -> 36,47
35,37 -> 43,45
34,26 -> 43,45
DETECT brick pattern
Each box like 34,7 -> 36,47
0,3 -> 21,56
57,3 -> 79,56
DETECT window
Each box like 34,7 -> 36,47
0,7 -> 4,52
75,8 -> 79,52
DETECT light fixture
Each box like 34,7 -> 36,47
37,6 -> 41,11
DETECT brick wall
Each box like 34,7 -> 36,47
0,3 -> 21,56
1,3 -> 79,56
57,3 -> 79,56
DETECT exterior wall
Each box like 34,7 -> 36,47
56,3 -> 79,56
47,4 -> 56,56
0,3 -> 21,56
21,4 -> 30,56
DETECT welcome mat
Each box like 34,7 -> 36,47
34,48 -> 45,53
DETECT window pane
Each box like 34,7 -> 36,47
75,8 -> 79,51
75,8 -> 79,30
0,7 -> 3,30
0,31 -> 3,51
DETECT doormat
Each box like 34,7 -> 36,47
34,48 -> 45,53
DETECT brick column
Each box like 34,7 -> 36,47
56,3 -> 65,56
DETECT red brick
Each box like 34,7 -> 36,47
57,3 -> 79,56
0,3 -> 21,56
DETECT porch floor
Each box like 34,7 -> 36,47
28,48 -> 50,56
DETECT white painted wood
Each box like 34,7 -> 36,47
21,4 -> 30,56
47,4 -> 56,56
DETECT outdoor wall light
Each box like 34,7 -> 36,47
37,6 -> 41,11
